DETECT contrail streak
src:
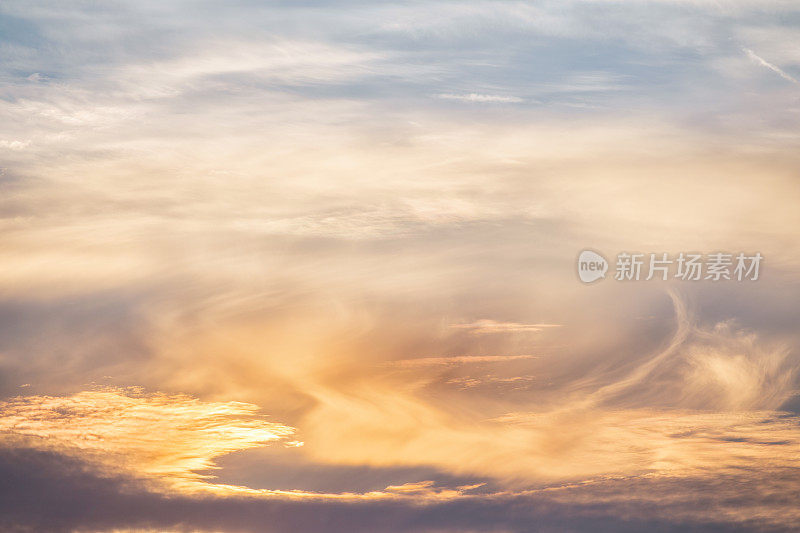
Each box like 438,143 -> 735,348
744,48 -> 799,85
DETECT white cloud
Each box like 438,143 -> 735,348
744,47 -> 799,85
436,93 -> 523,103
0,139 -> 31,150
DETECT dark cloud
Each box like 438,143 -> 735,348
2,447 -> 793,533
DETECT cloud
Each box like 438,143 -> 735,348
446,375 -> 535,389
436,93 -> 523,103
450,320 -> 562,334
0,387 -> 297,493
389,354 -> 538,367
743,47 -> 799,85
294,293 -> 800,488
112,40 -> 388,100
2,1 -> 800,531
2,446 -> 799,532
0,139 -> 31,150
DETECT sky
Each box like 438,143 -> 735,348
1,1 -> 800,531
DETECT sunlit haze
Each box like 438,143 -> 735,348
1,1 -> 800,531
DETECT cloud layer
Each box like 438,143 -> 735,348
1,0 -> 800,531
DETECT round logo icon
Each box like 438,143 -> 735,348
577,250 -> 608,283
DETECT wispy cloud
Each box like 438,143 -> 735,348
743,47 -> 799,85
450,319 -> 562,334
436,93 -> 523,103
0,139 -> 30,151
446,375 -> 535,389
2,1 -> 800,531
390,354 -> 538,367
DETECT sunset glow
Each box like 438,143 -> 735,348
2,1 -> 800,531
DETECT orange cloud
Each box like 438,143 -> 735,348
0,387 -> 296,493
450,320 -> 562,334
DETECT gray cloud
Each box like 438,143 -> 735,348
1,447 -> 798,533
